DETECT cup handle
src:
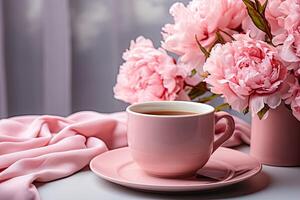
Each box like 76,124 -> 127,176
212,112 -> 235,153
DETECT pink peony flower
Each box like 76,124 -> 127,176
266,0 -> 300,74
113,36 -> 187,104
203,34 -> 288,116
162,0 -> 247,75
282,77 -> 300,121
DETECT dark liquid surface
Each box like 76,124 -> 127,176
142,110 -> 198,116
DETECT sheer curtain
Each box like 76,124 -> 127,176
0,0 -> 189,117
0,0 -> 249,122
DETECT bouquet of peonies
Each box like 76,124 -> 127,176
114,0 -> 300,121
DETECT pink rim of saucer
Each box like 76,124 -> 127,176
90,147 -> 262,192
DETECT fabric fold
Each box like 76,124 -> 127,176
0,111 -> 250,200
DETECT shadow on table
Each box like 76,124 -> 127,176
96,171 -> 270,199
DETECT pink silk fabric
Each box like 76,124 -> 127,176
0,111 -> 250,200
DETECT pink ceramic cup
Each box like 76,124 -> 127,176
126,101 -> 235,178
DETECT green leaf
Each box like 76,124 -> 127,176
190,69 -> 197,77
215,103 -> 231,112
242,0 -> 256,9
257,104 -> 270,120
255,0 -> 262,12
195,35 -> 210,58
247,6 -> 267,32
254,0 -> 268,15
243,0 -> 272,43
198,94 -> 221,103
260,0 -> 268,15
255,0 -> 261,8
188,82 -> 208,100
243,107 -> 249,115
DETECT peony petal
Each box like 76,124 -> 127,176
265,93 -> 282,109
249,96 -> 265,114
279,34 -> 300,62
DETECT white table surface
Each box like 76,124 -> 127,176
37,146 -> 300,200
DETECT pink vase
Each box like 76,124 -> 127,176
250,103 -> 300,166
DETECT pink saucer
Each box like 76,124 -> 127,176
90,147 -> 261,192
